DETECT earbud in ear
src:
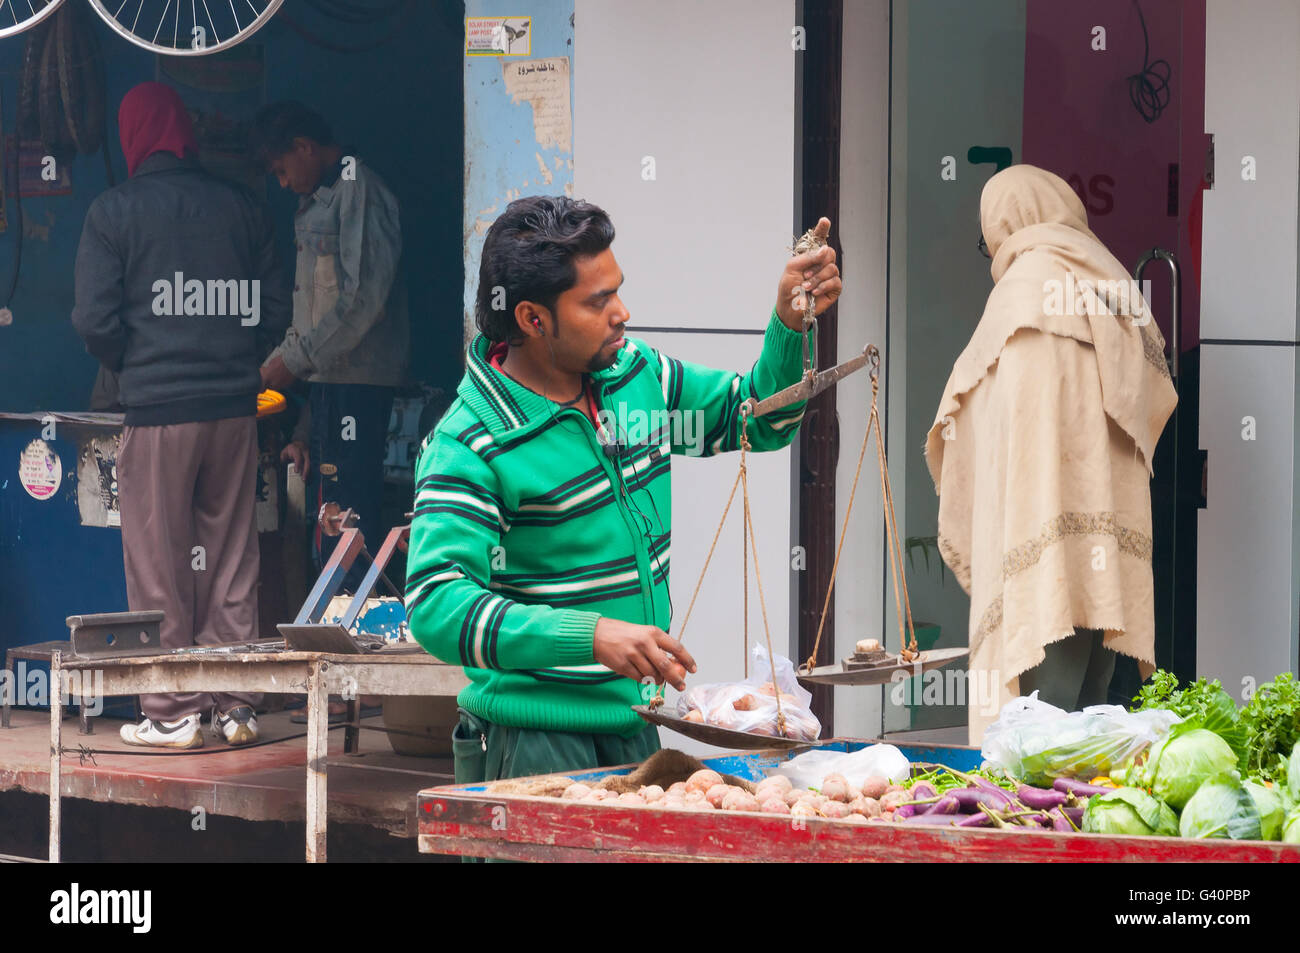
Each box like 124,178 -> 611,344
531,316 -> 543,334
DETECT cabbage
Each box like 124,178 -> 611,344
1082,787 -> 1179,837
1180,774 -> 1264,840
1289,741 -> 1300,804
1131,727 -> 1238,809
1242,780 -> 1286,840
1283,809 -> 1300,845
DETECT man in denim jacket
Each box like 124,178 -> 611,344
252,102 -> 408,589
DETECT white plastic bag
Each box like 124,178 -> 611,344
981,691 -> 1182,784
675,645 -> 822,741
773,744 -> 911,789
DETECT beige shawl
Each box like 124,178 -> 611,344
924,165 -> 1178,745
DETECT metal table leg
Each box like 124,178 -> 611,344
49,651 -> 62,863
344,696 -> 360,754
306,660 -> 329,863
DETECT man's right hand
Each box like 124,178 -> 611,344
281,440 -> 310,480
593,618 -> 697,691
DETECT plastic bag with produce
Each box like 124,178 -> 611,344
675,645 -> 822,741
982,692 -> 1182,785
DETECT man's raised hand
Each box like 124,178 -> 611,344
775,217 -> 841,331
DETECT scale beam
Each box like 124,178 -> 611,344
744,343 -> 877,418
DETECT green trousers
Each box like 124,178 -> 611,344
1017,627 -> 1117,711
451,708 -> 660,862
452,709 -> 661,784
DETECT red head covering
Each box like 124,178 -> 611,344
118,82 -> 199,177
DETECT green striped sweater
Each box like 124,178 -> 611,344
405,311 -> 810,735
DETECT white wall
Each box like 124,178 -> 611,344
574,0 -> 798,754
832,0 -> 892,738
1199,0 -> 1300,690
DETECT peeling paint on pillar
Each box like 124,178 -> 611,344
463,0 -> 577,347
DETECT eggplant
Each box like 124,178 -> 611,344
1052,778 -> 1115,799
1047,808 -> 1076,832
1063,807 -> 1084,827
1017,784 -> 1068,810
901,812 -> 962,826
956,812 -> 993,828
947,787 -> 1013,812
927,794 -> 960,815
894,803 -> 920,819
910,781 -> 938,801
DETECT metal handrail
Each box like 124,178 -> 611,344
1133,248 -> 1181,380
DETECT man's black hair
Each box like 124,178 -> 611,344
248,101 -> 335,163
476,195 -> 616,344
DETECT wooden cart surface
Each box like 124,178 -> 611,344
416,739 -> 1300,862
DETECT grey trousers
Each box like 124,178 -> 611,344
1017,628 -> 1117,712
118,416 -> 263,721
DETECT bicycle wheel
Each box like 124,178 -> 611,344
86,0 -> 284,56
0,0 -> 64,40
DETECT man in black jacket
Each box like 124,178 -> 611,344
71,82 -> 291,749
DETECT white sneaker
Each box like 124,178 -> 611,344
119,713 -> 203,749
215,706 -> 259,746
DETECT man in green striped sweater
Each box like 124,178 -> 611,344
406,196 -> 840,784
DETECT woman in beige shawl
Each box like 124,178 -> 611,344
926,165 -> 1177,745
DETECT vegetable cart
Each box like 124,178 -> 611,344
415,739 -> 1300,862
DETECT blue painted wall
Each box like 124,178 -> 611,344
462,0 -> 575,335
0,4 -> 464,413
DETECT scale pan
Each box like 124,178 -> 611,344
796,646 -> 969,686
631,706 -> 825,750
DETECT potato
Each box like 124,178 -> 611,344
859,776 -> 889,800
684,789 -> 707,803
790,800 -> 819,819
683,709 -> 705,723
640,784 -> 666,803
686,769 -> 723,793
855,639 -> 882,654
842,813 -> 869,825
884,783 -> 907,797
616,792 -> 646,807
783,788 -> 807,807
820,773 -> 851,802
756,774 -> 793,796
821,801 -> 852,819
721,789 -> 762,813
733,693 -> 760,711
667,782 -> 688,797
757,681 -> 780,696
849,796 -> 882,817
562,783 -> 592,800
705,784 -> 733,809
879,790 -> 910,812
760,797 -> 791,815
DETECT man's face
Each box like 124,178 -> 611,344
268,139 -> 323,195
549,248 -> 629,373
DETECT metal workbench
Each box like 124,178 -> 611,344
415,740 -> 1300,863
48,645 -> 467,862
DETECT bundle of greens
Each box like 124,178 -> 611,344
1237,673 -> 1300,784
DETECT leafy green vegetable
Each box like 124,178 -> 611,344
1130,726 -> 1238,809
1284,809 -> 1300,845
1180,774 -> 1264,840
1239,674 -> 1300,783
1289,741 -> 1300,805
1242,779 -> 1286,840
1083,787 -> 1179,837
1132,673 -> 1248,766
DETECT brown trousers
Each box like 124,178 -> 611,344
118,416 -> 263,721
